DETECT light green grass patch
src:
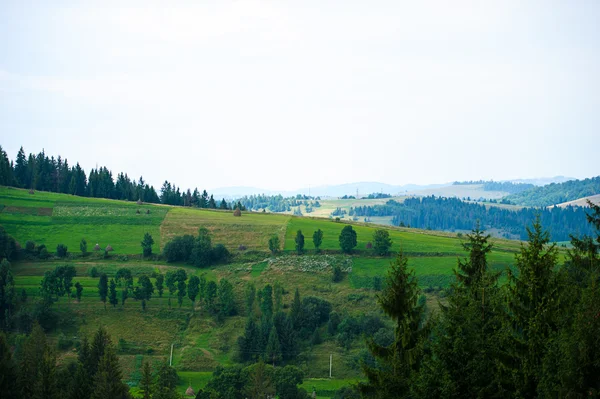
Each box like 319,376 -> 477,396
160,208 -> 290,251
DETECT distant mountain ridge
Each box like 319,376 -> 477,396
210,182 -> 450,199
210,176 -> 586,200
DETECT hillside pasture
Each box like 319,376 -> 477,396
0,187 -> 169,254
160,207 -> 290,251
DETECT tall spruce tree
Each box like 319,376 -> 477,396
359,252 -> 428,398
92,347 -> 130,399
416,226 -> 501,398
140,361 -> 153,399
98,274 -> 108,310
503,217 -> 560,397
0,332 -> 18,399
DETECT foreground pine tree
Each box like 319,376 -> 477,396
358,252 -> 428,398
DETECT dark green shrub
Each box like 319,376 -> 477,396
56,244 -> 68,257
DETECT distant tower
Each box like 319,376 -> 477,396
356,188 -> 359,199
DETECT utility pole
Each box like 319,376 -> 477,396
329,354 -> 332,378
170,343 -> 174,366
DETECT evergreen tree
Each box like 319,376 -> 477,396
134,275 -> 154,311
0,333 -> 18,399
339,225 -> 357,253
372,229 -> 393,256
295,230 -> 305,254
92,347 -> 130,399
415,226 -> 501,398
18,323 -> 47,398
359,253 -> 428,398
208,195 -> 217,209
140,361 -> 153,399
273,282 -> 283,313
218,279 -> 236,317
290,288 -> 303,329
268,235 -> 280,255
69,363 -> 91,399
260,285 -> 273,319
191,227 -> 212,268
141,233 -> 154,257
265,326 -> 282,366
455,223 -> 493,290
219,198 -> 229,210
245,283 -> 256,315
177,278 -> 186,308
244,360 -> 275,399
312,229 -> 323,251
205,280 -> 218,313
80,238 -> 87,255
155,273 -> 164,298
0,259 -> 16,328
503,218 -> 560,397
14,146 -> 28,187
98,274 -> 108,310
34,345 -> 59,399
188,275 -> 200,311
109,279 -> 118,308
89,327 -> 111,377
238,316 -> 260,362
75,282 -> 84,302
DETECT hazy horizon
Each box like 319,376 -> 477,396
2,1 -> 599,191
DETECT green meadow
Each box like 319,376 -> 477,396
1,187 -> 560,397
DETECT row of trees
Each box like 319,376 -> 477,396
355,205 -> 600,397
235,194 -> 321,213
0,145 -> 245,210
95,267 -> 236,317
271,226 -> 393,256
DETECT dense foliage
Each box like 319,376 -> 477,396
163,228 -> 229,267
0,145 -> 238,209
235,194 -> 320,213
505,176 -> 600,206
350,196 -> 594,241
356,207 -> 600,398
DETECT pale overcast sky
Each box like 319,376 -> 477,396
1,0 -> 599,192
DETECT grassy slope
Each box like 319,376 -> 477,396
0,186 -> 168,254
160,207 -> 290,251
2,186 -> 562,397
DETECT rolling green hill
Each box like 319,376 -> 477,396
0,186 -> 556,397
505,176 -> 600,207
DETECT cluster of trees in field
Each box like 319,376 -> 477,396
235,194 -> 321,213
349,196 -> 594,241
0,323 -> 183,399
163,228 -> 229,267
346,206 -> 600,398
93,266 -> 236,316
505,175 -> 600,206
0,258 -> 83,332
0,145 -> 246,210
364,192 -> 392,199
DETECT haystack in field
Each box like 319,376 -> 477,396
233,208 -> 242,217
185,385 -> 195,397
94,243 -> 101,251
105,245 -> 114,252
